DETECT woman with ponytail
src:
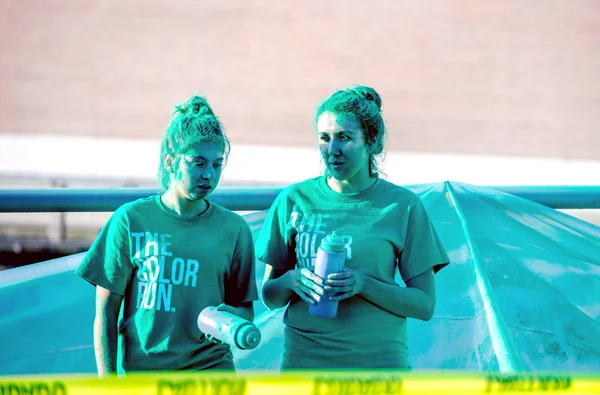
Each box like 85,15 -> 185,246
77,94 -> 257,375
256,85 -> 450,370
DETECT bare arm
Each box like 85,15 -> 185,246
94,285 -> 123,377
261,265 -> 294,309
261,264 -> 324,310
360,269 -> 436,321
327,268 -> 436,321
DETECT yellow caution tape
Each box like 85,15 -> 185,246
0,371 -> 598,395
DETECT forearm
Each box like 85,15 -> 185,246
359,275 -> 434,321
261,272 -> 293,310
93,313 -> 118,376
231,304 -> 254,322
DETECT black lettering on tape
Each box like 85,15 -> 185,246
198,378 -> 246,395
313,376 -> 403,395
0,382 -> 67,395
484,374 -> 572,393
156,379 -> 196,395
156,378 -> 246,395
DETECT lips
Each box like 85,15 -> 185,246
330,161 -> 345,169
197,185 -> 212,190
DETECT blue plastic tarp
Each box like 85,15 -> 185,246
0,182 -> 599,375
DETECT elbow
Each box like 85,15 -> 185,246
261,283 -> 287,311
93,310 -> 116,334
261,297 -> 276,310
260,291 -> 281,311
262,301 -> 281,311
94,309 -> 111,327
420,302 -> 435,321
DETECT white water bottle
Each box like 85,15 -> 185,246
197,306 -> 261,350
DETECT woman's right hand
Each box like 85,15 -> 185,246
287,268 -> 325,304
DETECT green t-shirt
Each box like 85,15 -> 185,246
76,195 -> 258,372
255,176 -> 450,369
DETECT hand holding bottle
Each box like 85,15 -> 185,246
203,304 -> 237,344
324,268 -> 364,301
309,231 -> 347,318
197,305 -> 262,350
287,267 -> 325,304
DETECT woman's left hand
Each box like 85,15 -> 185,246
324,268 -> 365,301
215,303 -> 239,316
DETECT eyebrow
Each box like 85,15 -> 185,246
319,130 -> 356,135
187,156 -> 224,161
338,130 -> 355,135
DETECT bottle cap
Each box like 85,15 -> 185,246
237,324 -> 262,350
320,231 -> 346,253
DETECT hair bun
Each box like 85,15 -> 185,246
188,96 -> 214,116
350,85 -> 382,111
173,95 -> 215,117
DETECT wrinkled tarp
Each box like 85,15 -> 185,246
1,182 -> 599,375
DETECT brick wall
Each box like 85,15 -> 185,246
1,0 -> 599,159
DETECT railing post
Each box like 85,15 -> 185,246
47,180 -> 68,245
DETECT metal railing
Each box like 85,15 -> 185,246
0,187 -> 283,212
0,184 -> 599,212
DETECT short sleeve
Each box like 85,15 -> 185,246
254,190 -> 295,272
75,207 -> 133,296
398,197 -> 450,282
224,219 -> 259,306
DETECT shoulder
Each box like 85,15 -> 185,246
211,203 -> 251,229
112,196 -> 157,222
282,177 -> 320,197
273,177 -> 321,204
376,179 -> 422,207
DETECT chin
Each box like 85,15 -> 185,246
328,168 -> 351,181
187,191 -> 209,200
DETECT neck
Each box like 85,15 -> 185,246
327,169 -> 377,193
161,190 -> 208,218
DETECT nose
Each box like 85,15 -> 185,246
327,138 -> 342,156
200,168 -> 213,180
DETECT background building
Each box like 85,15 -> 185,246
1,0 -> 599,266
